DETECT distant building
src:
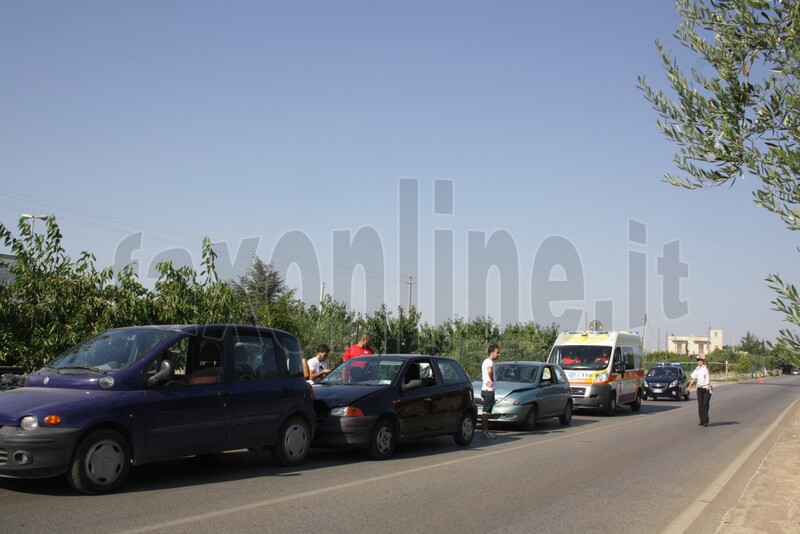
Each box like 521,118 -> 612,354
667,329 -> 723,356
0,253 -> 15,284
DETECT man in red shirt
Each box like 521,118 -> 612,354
342,333 -> 374,360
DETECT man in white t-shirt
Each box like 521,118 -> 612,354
480,344 -> 501,439
307,344 -> 332,384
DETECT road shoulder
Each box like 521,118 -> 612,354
715,400 -> 800,533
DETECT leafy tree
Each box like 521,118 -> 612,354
0,217 -> 111,369
151,237 -> 242,325
0,217 -> 154,369
230,256 -> 287,307
0,218 -> 243,370
445,316 -> 502,378
418,321 -> 451,356
0,217 -> 569,377
501,322 -> 560,361
365,305 -> 422,355
638,0 -> 800,367
738,331 -> 767,354
297,296 -> 364,367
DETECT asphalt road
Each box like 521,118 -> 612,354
1,375 -> 798,534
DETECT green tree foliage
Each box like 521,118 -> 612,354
230,257 -> 287,308
151,237 -> 241,325
500,322 -> 560,361
0,218 -> 561,375
418,321 -> 451,356
730,331 -> 785,373
0,217 -> 117,369
295,296 -> 365,367
638,0 -> 800,367
366,305 -> 422,355
738,330 -> 767,354
0,219 -> 241,370
442,316 -> 502,378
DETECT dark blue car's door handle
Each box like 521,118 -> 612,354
217,390 -> 233,397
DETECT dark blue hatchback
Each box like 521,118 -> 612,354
0,324 -> 315,494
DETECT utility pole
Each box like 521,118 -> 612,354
320,281 -> 325,305
406,276 -> 415,312
642,313 -> 648,353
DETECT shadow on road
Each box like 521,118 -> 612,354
706,421 -> 740,427
2,397 -> 712,497
0,429 -> 528,497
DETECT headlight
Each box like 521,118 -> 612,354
669,380 -> 679,388
330,406 -> 364,417
594,371 -> 609,383
20,415 -> 38,431
495,397 -> 520,406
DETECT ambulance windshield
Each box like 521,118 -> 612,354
550,346 -> 612,370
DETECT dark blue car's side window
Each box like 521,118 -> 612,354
274,331 -> 304,377
235,334 -> 279,380
436,359 -> 468,385
145,336 -> 190,386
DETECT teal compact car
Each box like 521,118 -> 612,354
472,361 -> 573,430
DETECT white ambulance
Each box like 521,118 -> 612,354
547,330 -> 645,415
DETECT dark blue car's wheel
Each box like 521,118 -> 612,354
67,429 -> 131,495
367,419 -> 395,460
271,416 -> 311,466
453,412 -> 475,445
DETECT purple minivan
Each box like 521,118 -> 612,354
0,324 -> 315,494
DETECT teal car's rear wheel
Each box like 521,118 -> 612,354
559,401 -> 573,425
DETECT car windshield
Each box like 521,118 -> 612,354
494,364 -> 537,383
322,357 -> 405,386
46,327 -> 178,373
648,367 -> 680,377
550,346 -> 611,370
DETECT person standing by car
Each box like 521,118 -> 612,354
687,355 -> 712,426
342,333 -> 374,361
480,344 -> 501,439
307,344 -> 332,384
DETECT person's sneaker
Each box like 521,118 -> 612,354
480,431 -> 497,439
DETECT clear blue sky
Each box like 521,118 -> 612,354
1,1 -> 796,350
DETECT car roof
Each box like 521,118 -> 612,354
496,361 -> 548,366
355,354 -> 447,360
106,324 -> 295,336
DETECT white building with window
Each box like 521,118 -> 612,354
667,329 -> 723,356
